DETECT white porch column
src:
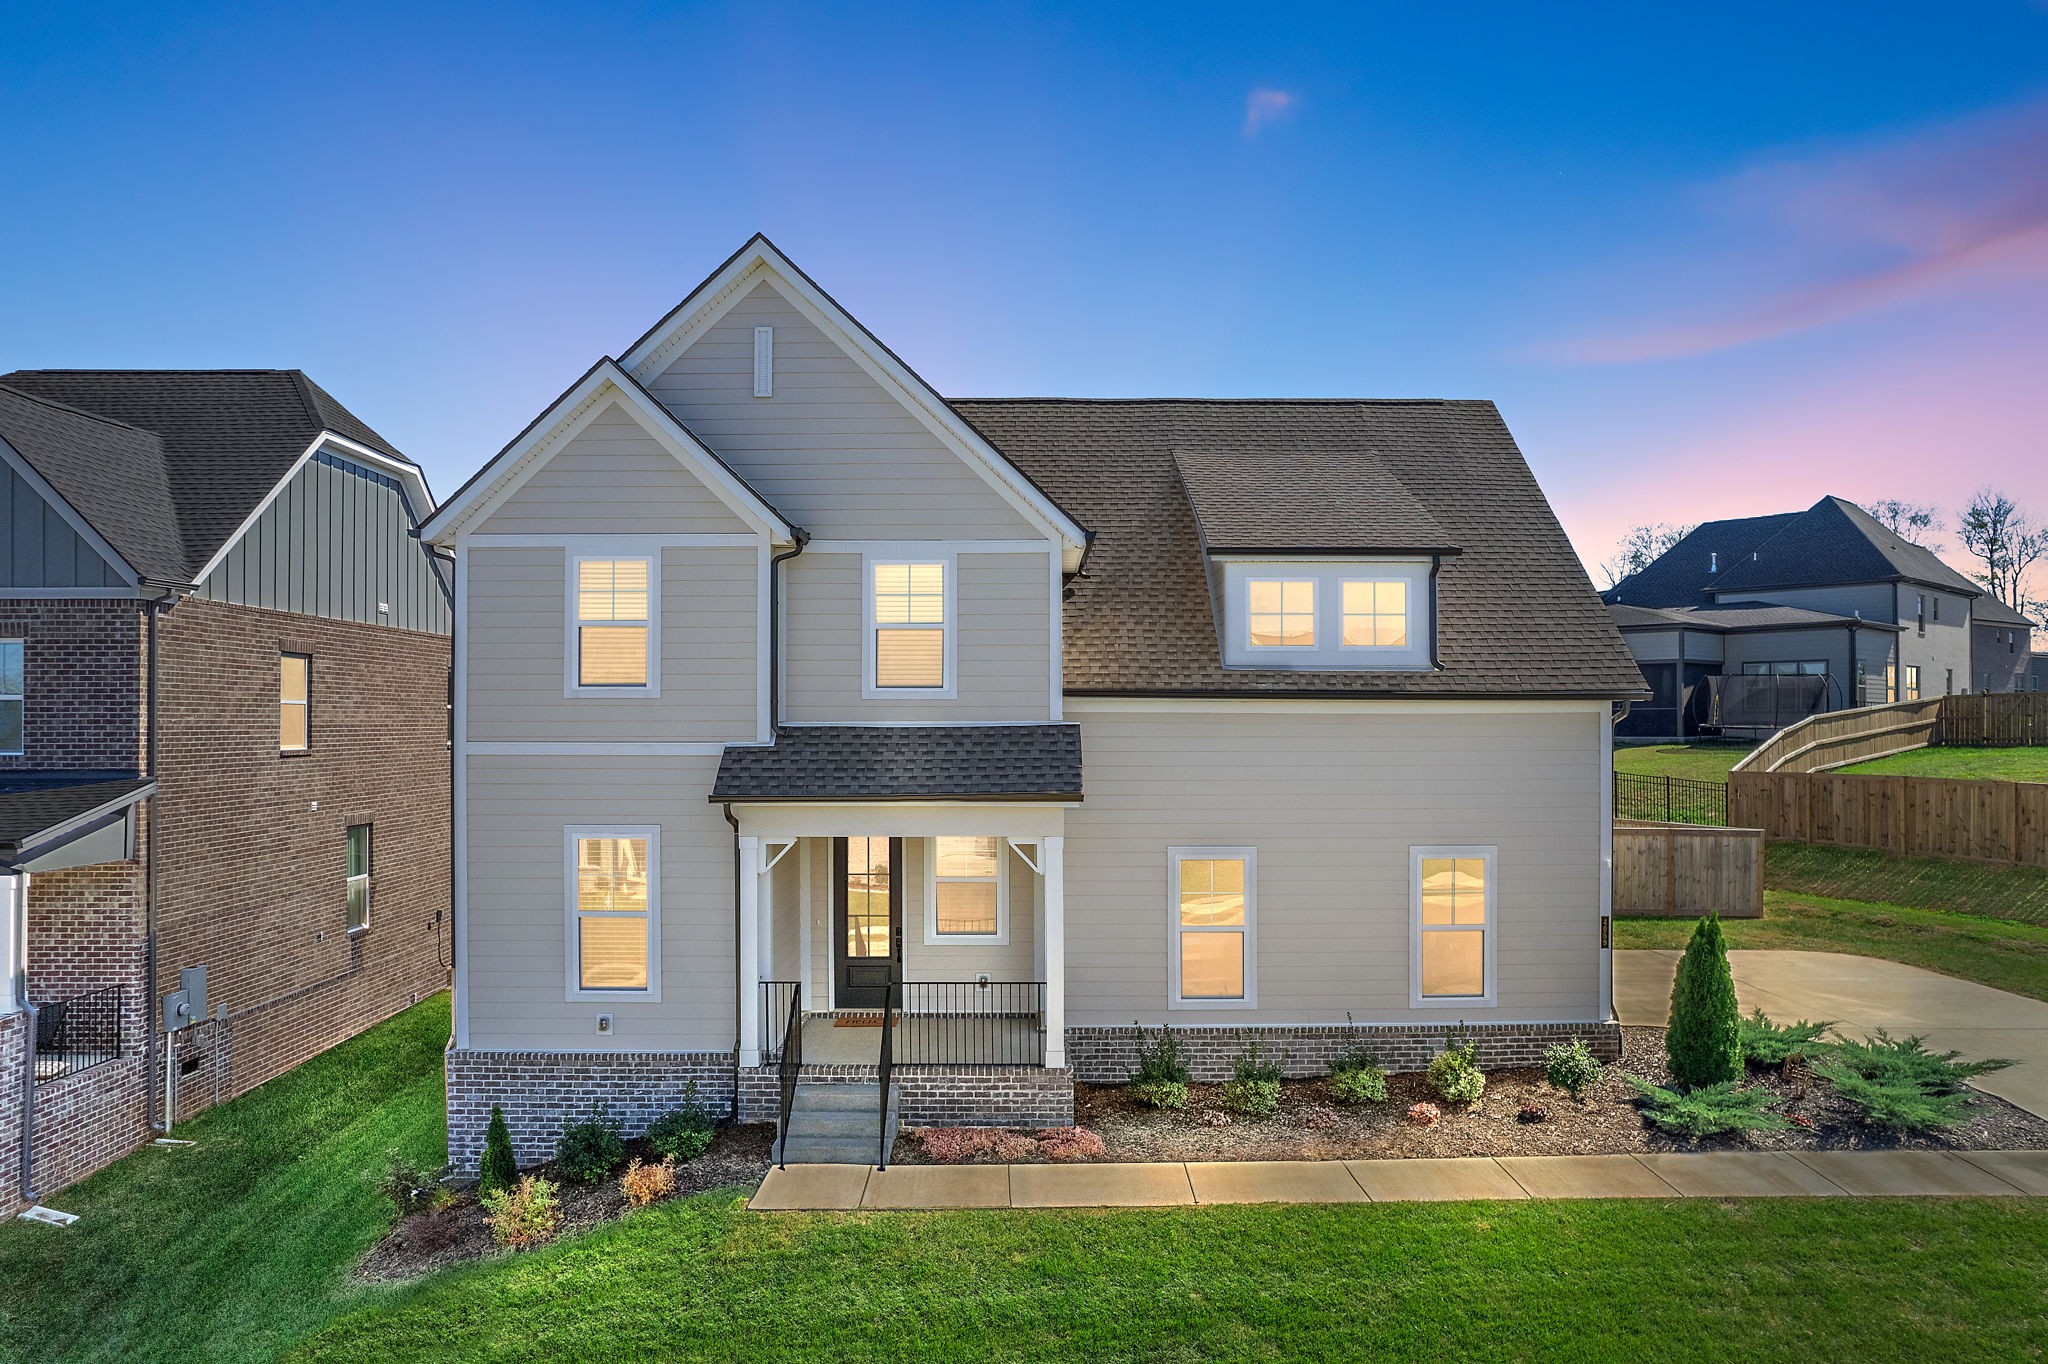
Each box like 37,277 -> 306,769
0,873 -> 25,1016
1041,836 -> 1065,1068
737,836 -> 762,1067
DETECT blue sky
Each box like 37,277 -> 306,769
6,2 -> 2047,578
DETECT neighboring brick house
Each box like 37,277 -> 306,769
0,371 -> 451,1214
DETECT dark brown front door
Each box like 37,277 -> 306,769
833,836 -> 902,1008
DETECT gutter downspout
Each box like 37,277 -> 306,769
1427,557 -> 1445,670
16,873 -> 35,1203
142,587 -> 182,1132
722,802 -> 742,1121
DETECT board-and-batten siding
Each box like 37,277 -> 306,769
1,454 -> 126,587
784,551 -> 1053,723
476,400 -> 758,538
465,545 -> 759,742
464,754 -> 733,1051
641,278 -> 1035,539
197,451 -> 451,634
1062,706 -> 1605,1026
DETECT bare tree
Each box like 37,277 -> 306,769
1955,489 -> 2048,611
1600,522 -> 1695,589
1863,499 -> 1942,547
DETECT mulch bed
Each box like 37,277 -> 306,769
355,1124 -> 774,1283
892,1026 -> 2048,1165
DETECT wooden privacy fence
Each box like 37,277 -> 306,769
1732,698 -> 1944,775
1729,772 -> 2048,867
1937,692 -> 2048,747
1612,820 -> 1765,918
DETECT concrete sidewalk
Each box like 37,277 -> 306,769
750,1148 -> 2048,1211
1616,949 -> 2048,1119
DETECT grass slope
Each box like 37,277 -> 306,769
0,994 -> 450,1364
1613,742 -> 1754,782
1766,842 -> 2048,928
1838,745 -> 2048,781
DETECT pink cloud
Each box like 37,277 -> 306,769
1244,87 -> 1295,136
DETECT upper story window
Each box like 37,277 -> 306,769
1219,560 -> 1431,671
345,825 -> 371,933
572,557 -> 655,693
868,559 -> 950,693
279,653 -> 310,752
0,640 -> 22,756
1915,593 -> 1926,636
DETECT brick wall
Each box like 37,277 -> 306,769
736,1065 -> 1075,1128
0,598 -> 143,771
446,1048 -> 736,1171
0,1015 -> 21,1212
1065,1020 -> 1625,1084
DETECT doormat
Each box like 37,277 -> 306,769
833,1015 -> 885,1028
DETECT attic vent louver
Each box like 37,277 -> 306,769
753,327 -> 773,398
1709,552 -> 1718,573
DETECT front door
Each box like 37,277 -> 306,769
833,836 -> 902,1009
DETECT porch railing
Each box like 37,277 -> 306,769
761,980 -> 801,1064
774,983 -> 802,1170
895,981 -> 1046,1068
34,984 -> 122,1085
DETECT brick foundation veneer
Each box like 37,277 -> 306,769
1064,1020 -> 1624,1084
445,1048 -> 737,1171
736,1065 -> 1075,1128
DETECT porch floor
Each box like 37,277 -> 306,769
792,1013 -> 1044,1066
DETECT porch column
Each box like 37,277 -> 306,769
0,872 -> 24,1015
737,836 -> 761,1067
1041,836 -> 1065,1068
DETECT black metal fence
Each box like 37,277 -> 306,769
895,981 -> 1046,1067
34,984 -> 122,1084
1614,772 -> 1728,827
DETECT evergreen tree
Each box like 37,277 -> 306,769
1667,914 -> 1741,1088
480,1104 -> 519,1197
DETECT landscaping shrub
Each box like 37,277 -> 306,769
553,1103 -> 625,1183
375,1151 -> 454,1217
1819,1030 -> 2015,1094
1810,1064 -> 1969,1133
646,1082 -> 717,1162
917,1127 -> 1037,1162
1518,1102 -> 1548,1124
1034,1126 -> 1107,1161
1219,1040 -> 1282,1117
1129,1022 -> 1191,1108
620,1156 -> 677,1208
1667,914 -> 1742,1089
1628,1078 -> 1790,1139
1738,1010 -> 1834,1069
1330,1066 -> 1388,1106
1131,1079 -> 1190,1110
1406,1102 -> 1440,1126
480,1175 -> 561,1249
1425,1035 -> 1485,1106
480,1105 -> 518,1198
1542,1038 -> 1603,1100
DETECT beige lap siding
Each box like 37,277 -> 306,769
464,544 -> 761,743
463,754 -> 735,1052
1063,703 -> 1607,1027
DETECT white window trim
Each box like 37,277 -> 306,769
1336,576 -> 1418,656
863,552 -> 957,699
346,825 -> 371,934
564,552 -> 661,698
1243,577 -> 1319,653
1410,844 -> 1498,1009
1166,845 -> 1257,1010
0,638 -> 23,757
923,836 -> 1010,945
1218,559 -> 1432,671
564,824 -> 662,1003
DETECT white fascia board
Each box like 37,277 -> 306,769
420,360 -> 792,546
0,434 -> 140,586
190,433 -> 439,586
618,240 -> 1087,557
1064,696 -> 1615,715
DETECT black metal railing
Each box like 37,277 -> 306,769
894,982 -> 1047,1067
775,982 -> 802,1170
1614,772 -> 1727,827
876,966 -> 896,1170
34,984 -> 122,1085
761,980 -> 801,1064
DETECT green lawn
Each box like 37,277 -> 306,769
1765,842 -> 2048,928
1838,745 -> 2048,781
1612,741 -> 1754,781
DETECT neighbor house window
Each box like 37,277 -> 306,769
1413,847 -> 1495,1005
345,825 -> 371,933
1739,661 -> 1825,676
573,557 -> 653,689
1168,847 -> 1256,1008
279,653 -> 310,752
0,639 -> 22,756
1246,580 -> 1315,649
928,836 -> 1004,941
1885,663 -> 1897,703
567,828 -> 658,997
1341,580 -> 1408,649
1915,594 -> 1926,636
1904,665 -> 1921,701
870,560 -> 948,690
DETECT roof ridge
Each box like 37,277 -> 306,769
949,396 -> 1463,406
0,381 -> 165,439
5,367 -> 295,375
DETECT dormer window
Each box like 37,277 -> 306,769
1342,580 -> 1408,649
1220,559 -> 1432,671
1247,580 -> 1316,648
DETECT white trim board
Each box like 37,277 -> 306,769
192,434 -> 436,586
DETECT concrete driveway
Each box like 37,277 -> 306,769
1616,950 -> 2048,1120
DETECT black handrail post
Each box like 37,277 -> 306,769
775,983 -> 802,1170
876,963 -> 896,1169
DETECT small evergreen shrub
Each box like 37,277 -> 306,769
1131,1079 -> 1190,1110
481,1175 -> 561,1249
376,1151 -> 454,1216
480,1105 -> 519,1198
1737,1010 -> 1834,1068
1820,1030 -> 2015,1094
1667,915 -> 1742,1089
620,1156 -> 678,1207
1425,1033 -> 1485,1106
1220,1040 -> 1282,1117
553,1103 -> 625,1183
1542,1038 -> 1603,1100
1628,1078 -> 1790,1139
1130,1022 -> 1190,1080
1811,1063 -> 1970,1133
647,1082 -> 717,1162
1330,1066 -> 1388,1106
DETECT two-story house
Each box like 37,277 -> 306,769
0,371 -> 451,1213
1605,496 -> 2037,739
425,237 -> 1647,1168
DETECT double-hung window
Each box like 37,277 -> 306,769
928,836 -> 1004,942
1246,580 -> 1315,649
0,639 -> 22,755
567,827 -> 659,998
1413,847 -> 1495,1006
1904,665 -> 1921,700
1168,847 -> 1255,1008
345,825 -> 371,933
572,557 -> 654,691
279,653 -> 310,752
869,560 -> 949,692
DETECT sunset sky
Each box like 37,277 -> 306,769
6,3 -> 2046,589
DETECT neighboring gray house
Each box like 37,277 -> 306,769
1605,496 -> 2036,739
422,236 -> 1647,1167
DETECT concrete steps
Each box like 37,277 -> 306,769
772,1081 -> 900,1165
